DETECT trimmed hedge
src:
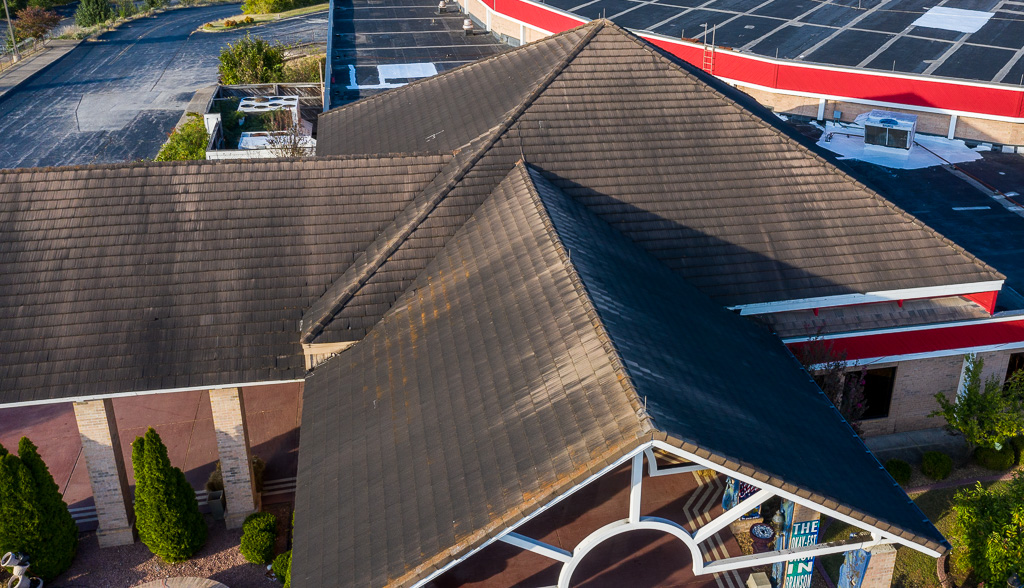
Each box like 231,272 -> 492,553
884,458 -> 912,485
273,549 -> 291,587
240,511 -> 277,564
1011,435 -> 1024,465
974,445 -> 1015,471
921,451 -> 953,481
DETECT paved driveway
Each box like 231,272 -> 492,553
0,5 -> 327,169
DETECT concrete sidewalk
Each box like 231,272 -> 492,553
0,39 -> 81,101
864,428 -> 970,465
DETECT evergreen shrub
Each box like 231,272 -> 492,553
239,511 -> 277,564
0,438 -> 78,580
272,549 -> 291,586
884,458 -> 912,485
132,428 -> 207,562
74,0 -> 112,27
921,451 -> 953,481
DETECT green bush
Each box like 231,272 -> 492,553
240,511 -> 277,564
921,451 -> 953,481
0,438 -> 78,580
143,0 -> 166,9
885,458 -> 912,485
281,54 -> 324,83
74,0 -> 112,26
951,472 -> 1024,585
974,445 -> 1016,471
132,428 -> 208,562
1011,435 -> 1024,465
115,0 -> 136,18
218,32 -> 285,84
155,114 -> 208,161
273,550 -> 291,586
241,0 -> 290,14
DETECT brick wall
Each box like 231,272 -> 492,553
72,399 -> 136,547
860,351 -> 1015,437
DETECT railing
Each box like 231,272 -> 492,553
0,37 -> 47,75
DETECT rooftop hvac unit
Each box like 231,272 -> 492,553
859,109 -> 917,150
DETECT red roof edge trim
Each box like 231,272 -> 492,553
785,316 -> 1024,363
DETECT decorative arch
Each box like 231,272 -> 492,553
555,517 -> 704,588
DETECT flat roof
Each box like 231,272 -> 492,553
536,0 -> 1024,84
327,0 -> 507,108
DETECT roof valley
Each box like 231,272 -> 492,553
300,22 -> 609,344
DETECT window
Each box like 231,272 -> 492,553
859,367 -> 897,420
1006,353 -> 1024,382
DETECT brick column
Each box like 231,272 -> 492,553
859,544 -> 897,588
72,399 -> 135,547
209,388 -> 259,528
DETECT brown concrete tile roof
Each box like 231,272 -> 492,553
0,155 -> 449,403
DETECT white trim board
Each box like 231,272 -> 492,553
408,439 -> 940,588
729,281 -> 1004,315
0,379 -> 305,409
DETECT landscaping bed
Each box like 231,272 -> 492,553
199,2 -> 327,31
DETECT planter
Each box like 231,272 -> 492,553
208,490 -> 226,520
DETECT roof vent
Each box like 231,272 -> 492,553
463,18 -> 474,35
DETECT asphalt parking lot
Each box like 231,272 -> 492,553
0,5 -> 328,169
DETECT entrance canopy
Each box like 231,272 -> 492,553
292,162 -> 945,588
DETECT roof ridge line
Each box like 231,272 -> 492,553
518,163 -> 656,433
317,19 -> 602,126
299,23 -> 606,343
520,162 -> 943,554
617,27 -> 1004,281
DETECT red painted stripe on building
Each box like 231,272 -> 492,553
785,318 -> 1024,361
499,1 -> 1024,120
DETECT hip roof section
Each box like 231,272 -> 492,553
292,161 -> 945,588
304,20 -> 1002,344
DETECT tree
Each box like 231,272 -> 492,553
218,32 -> 284,84
132,428 -> 207,562
0,438 -> 78,580
951,472 -> 1024,585
74,0 -> 113,27
932,354 -> 1024,451
265,111 -> 314,157
795,336 -> 868,433
12,6 -> 61,42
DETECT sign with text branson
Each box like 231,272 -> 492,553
784,520 -> 820,588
